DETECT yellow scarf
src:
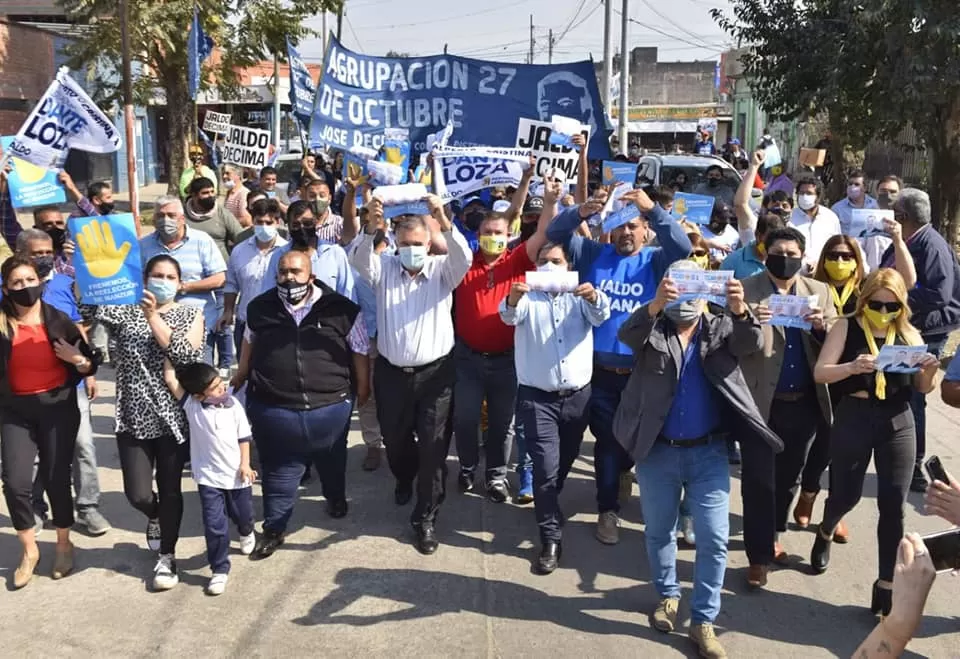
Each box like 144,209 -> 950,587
861,317 -> 897,400
830,279 -> 857,314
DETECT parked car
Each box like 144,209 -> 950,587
635,154 -> 762,204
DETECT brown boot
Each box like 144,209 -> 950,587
833,519 -> 850,544
13,549 -> 40,589
747,564 -> 768,588
362,446 -> 382,472
52,542 -> 74,580
793,491 -> 817,528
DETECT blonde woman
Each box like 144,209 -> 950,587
809,269 -> 940,616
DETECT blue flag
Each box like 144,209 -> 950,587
188,7 -> 214,100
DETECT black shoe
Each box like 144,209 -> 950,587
910,467 -> 929,493
870,580 -> 892,616
327,499 -> 348,519
458,471 -> 474,493
810,529 -> 832,573
251,530 -> 285,560
537,541 -> 562,574
487,480 -> 509,503
395,482 -> 413,506
415,524 -> 439,555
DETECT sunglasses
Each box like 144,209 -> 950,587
825,252 -> 855,262
691,250 -> 708,258
866,300 -> 903,313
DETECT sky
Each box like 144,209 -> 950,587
297,0 -> 733,66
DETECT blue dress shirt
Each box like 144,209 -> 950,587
262,242 -> 356,302
661,322 -> 721,440
499,288 -> 611,392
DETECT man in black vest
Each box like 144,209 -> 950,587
233,250 -> 370,560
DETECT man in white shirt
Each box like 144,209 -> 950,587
831,168 -> 888,271
789,176 -> 841,272
350,194 -> 472,555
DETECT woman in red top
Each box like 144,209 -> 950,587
0,256 -> 97,589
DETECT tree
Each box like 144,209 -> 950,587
58,0 -> 341,196
713,0 -> 960,241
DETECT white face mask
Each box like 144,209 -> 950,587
223,179 -> 236,190
798,193 -> 817,211
537,262 -> 566,273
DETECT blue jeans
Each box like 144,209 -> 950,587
198,484 -> 254,574
636,438 -> 730,625
453,342 -> 517,483
910,334 -> 947,468
204,291 -> 234,369
247,397 -> 352,534
514,414 -> 532,474
590,369 -> 635,513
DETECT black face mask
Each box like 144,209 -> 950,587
464,211 -> 485,231
33,255 -> 55,279
8,284 -> 43,308
291,224 -> 318,249
46,227 -> 67,251
98,201 -> 115,215
520,221 -> 537,241
196,196 -> 216,212
277,280 -> 312,305
708,178 -> 720,187
765,253 -> 803,280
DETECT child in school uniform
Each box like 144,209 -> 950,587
165,362 -> 257,595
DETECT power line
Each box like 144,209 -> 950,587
613,7 -> 727,53
344,12 -> 362,49
555,0 -> 590,45
638,0 -> 722,51
352,1 -> 519,31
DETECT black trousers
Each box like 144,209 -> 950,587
517,384 -> 591,544
822,397 -> 915,582
1,386 -> 79,531
116,432 -> 189,555
771,394 -> 821,532
800,414 -> 834,494
375,353 -> 455,526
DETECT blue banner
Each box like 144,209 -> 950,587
68,213 -> 143,305
310,35 -> 610,159
602,203 -> 641,233
601,160 -> 637,185
287,38 -> 316,128
671,192 -> 715,225
1,136 -> 66,208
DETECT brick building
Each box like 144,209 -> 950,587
0,19 -> 56,135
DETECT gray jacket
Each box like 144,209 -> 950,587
613,303 -> 784,463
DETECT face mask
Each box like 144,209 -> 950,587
254,224 -> 278,243
7,284 -> 43,308
847,184 -> 862,200
765,253 -> 803,280
464,211 -> 485,231
291,224 -> 318,249
798,193 -> 817,211
277,280 -> 312,305
864,307 -> 901,330
708,178 -> 720,187
399,245 -> 428,271
824,259 -> 857,282
158,217 -> 180,241
46,227 -> 67,250
196,196 -> 216,212
537,262 -> 566,273
878,191 -> 899,208
691,255 -> 709,270
147,277 -> 178,304
479,235 -> 507,256
33,255 -> 55,279
664,300 -> 702,326
224,179 -> 236,190
770,166 -> 783,177
311,199 -> 330,217
98,201 -> 115,215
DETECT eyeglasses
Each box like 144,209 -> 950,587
691,250 -> 708,258
866,300 -> 903,313
825,252 -> 855,262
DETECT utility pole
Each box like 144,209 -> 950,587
528,14 -> 534,64
618,0 -> 630,150
548,29 -> 554,64
273,52 -> 281,149
321,11 -> 327,53
337,4 -> 344,41
119,0 -> 140,232
602,0 -> 613,118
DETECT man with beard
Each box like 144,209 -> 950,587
546,187 -> 692,545
59,170 -> 117,222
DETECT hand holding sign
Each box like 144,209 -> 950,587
76,219 -> 132,279
620,188 -> 655,213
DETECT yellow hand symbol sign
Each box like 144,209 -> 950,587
75,219 -> 132,279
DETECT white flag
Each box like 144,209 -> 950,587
432,145 -> 532,203
9,67 -> 121,169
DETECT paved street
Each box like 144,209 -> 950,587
1,371 -> 958,658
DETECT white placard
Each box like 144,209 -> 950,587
222,124 -> 271,169
767,294 -> 818,330
202,111 -> 231,135
516,117 -> 591,182
668,268 -> 734,306
525,270 -> 579,294
845,208 -> 893,239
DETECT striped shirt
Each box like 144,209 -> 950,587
223,186 -> 249,222
225,234 -> 288,322
317,212 -> 344,245
140,227 -> 227,331
263,242 -> 356,302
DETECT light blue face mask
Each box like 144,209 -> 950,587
254,224 -> 277,243
146,277 -> 178,304
398,245 -> 427,271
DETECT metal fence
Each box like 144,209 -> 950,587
863,125 -> 930,188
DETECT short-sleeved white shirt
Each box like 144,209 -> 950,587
182,395 -> 252,490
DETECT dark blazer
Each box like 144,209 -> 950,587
613,303 -> 783,462
0,300 -> 97,400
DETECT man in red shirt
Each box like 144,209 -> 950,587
453,178 -> 557,501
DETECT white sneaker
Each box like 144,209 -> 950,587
152,554 -> 179,591
206,573 -> 228,596
239,531 -> 256,555
681,515 -> 696,546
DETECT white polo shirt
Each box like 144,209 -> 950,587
183,395 -> 252,490
789,205 -> 842,271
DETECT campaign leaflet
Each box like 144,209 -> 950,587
525,270 -> 579,294
876,344 -> 928,374
844,208 -> 893,239
766,294 -> 818,330
667,268 -> 733,307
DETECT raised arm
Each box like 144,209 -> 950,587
627,188 -> 691,278
573,134 -> 588,204
526,176 -> 563,263
546,203 -> 605,270
349,199 -> 384,287
426,194 -> 471,289
339,178 -> 361,246
885,220 -> 917,289
734,150 -> 763,242
505,155 -> 536,221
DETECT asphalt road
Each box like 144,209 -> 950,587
2,371 -> 959,658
